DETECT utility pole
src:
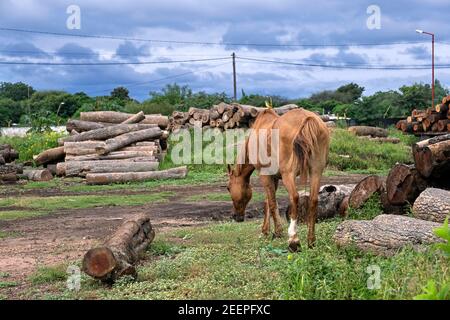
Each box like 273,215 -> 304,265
416,29 -> 435,109
232,52 -> 237,101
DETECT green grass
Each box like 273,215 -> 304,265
185,189 -> 288,202
0,192 -> 174,221
29,266 -> 67,285
0,230 -> 23,238
0,281 -> 19,289
21,216 -> 449,300
328,128 -> 415,174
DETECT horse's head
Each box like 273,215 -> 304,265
227,164 -> 253,222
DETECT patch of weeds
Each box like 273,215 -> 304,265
29,266 -> 67,285
148,240 -> 184,256
347,193 -> 383,220
0,230 -> 23,238
0,281 -> 19,288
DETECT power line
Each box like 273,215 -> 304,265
236,56 -> 450,70
0,57 -> 230,66
0,27 -> 440,48
85,61 -> 230,95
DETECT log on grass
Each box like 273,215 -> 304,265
82,213 -> 155,282
333,214 -> 442,256
61,123 -> 158,144
348,175 -> 384,209
22,169 -> 53,182
120,111 -> 145,124
357,136 -> 401,144
0,145 -> 19,163
385,163 -> 428,205
413,134 -> 450,178
412,188 -> 450,223
348,126 -> 388,138
33,146 -> 65,166
86,166 -> 188,185
64,160 -> 159,177
288,184 -> 356,222
0,164 -> 22,182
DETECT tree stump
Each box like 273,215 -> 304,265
333,215 -> 442,256
413,188 -> 450,223
348,175 -> 384,209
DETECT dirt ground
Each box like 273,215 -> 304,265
0,173 -> 367,285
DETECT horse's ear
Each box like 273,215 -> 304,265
227,164 -> 232,176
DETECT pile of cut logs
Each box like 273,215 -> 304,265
347,126 -> 401,143
0,144 -> 21,183
169,103 -> 334,130
34,111 -> 188,185
396,95 -> 450,134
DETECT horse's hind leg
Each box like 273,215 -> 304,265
281,172 -> 300,252
261,199 -> 270,236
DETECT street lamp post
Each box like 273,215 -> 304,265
416,29 -> 435,109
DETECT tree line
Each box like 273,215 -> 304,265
0,80 -> 448,127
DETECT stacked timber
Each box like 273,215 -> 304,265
169,103 -> 333,130
33,111 -> 187,184
0,144 -> 20,183
396,95 -> 450,135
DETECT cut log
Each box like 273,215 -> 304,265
66,120 -> 110,132
436,103 -> 449,114
61,123 -> 158,144
333,215 -> 442,256
82,213 -> 155,282
385,164 -> 428,205
357,136 -> 401,144
413,135 -> 450,178
63,160 -> 159,177
65,151 -> 156,161
348,126 -> 388,138
288,184 -> 355,222
70,129 -> 80,136
0,145 -> 19,163
348,175 -> 384,209
437,119 -> 449,132
80,111 -> 169,128
120,111 -> 145,124
56,162 -> 66,176
33,146 -> 65,166
412,188 -> 450,223
22,169 -> 53,182
96,127 -> 162,155
0,155 -> 4,165
238,104 -> 259,117
46,164 -> 57,176
0,164 -> 22,182
86,166 -> 188,185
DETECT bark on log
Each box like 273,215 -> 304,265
65,151 -> 156,161
33,146 -> 65,166
63,160 -> 159,177
357,136 -> 401,144
86,166 -> 188,185
80,111 -> 169,128
23,169 -> 53,181
289,184 -> 355,222
333,214 -> 442,256
0,145 -> 19,163
437,119 -> 449,132
82,213 -> 155,282
385,164 -> 428,205
348,175 -> 384,209
96,127 -> 162,155
120,111 -> 145,124
412,188 -> 450,223
66,120 -> 111,132
413,135 -> 450,178
348,126 -> 388,138
0,164 -> 22,182
61,124 -> 158,144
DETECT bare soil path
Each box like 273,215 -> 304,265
0,173 -> 367,283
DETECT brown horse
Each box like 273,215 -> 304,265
227,108 -> 330,251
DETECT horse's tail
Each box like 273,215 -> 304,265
293,115 -> 328,177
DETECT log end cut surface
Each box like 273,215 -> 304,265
82,247 -> 117,279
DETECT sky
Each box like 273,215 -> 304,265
0,0 -> 449,101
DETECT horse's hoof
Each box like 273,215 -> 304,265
272,232 -> 282,240
307,238 -> 316,249
288,240 -> 301,253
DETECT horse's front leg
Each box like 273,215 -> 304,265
260,175 -> 283,238
281,173 -> 300,252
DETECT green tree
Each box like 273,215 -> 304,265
110,86 -> 130,101
0,82 -> 35,101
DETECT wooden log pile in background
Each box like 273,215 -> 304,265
0,144 -> 20,183
396,95 -> 450,135
169,103 -> 334,130
32,111 -> 186,184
